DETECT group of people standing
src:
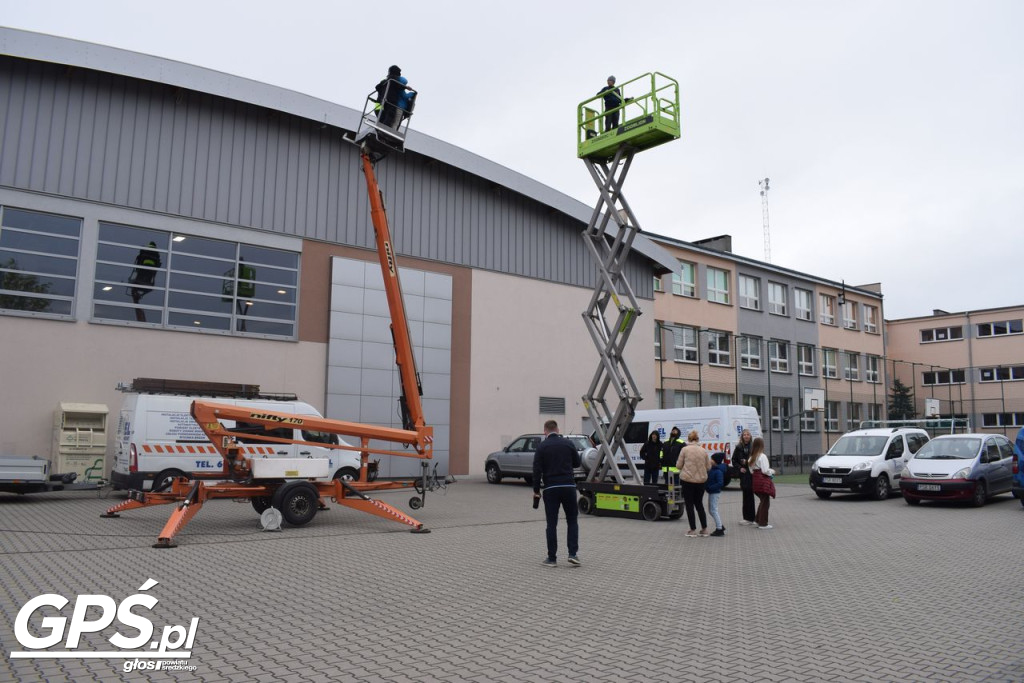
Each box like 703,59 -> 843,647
641,427 -> 776,534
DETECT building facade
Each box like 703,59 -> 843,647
649,234 -> 888,466
886,306 -> 1024,439
0,28 -> 673,478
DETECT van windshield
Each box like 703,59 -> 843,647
827,436 -> 888,456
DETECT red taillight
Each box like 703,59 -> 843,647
129,444 -> 138,473
1014,455 -> 1019,475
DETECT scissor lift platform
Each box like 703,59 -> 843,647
577,72 -> 681,161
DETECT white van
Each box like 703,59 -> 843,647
809,427 -> 930,500
112,390 -> 362,491
586,405 -> 764,485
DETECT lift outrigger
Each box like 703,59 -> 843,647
103,78 -> 437,547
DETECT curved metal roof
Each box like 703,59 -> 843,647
0,26 -> 675,273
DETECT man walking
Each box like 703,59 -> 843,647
533,420 -> 581,567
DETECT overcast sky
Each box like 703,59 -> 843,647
2,0 -> 1021,319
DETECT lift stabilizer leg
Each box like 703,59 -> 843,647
153,481 -> 206,548
336,497 -> 427,533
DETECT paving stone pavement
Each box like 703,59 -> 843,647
1,478 -> 1022,683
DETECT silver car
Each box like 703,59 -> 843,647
485,433 -> 593,484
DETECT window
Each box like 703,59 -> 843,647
672,261 -> 696,297
982,413 -> 1024,427
653,275 -> 663,292
768,282 -> 787,316
795,288 -> 813,321
846,402 -> 862,427
867,404 -> 883,423
0,206 -> 82,318
822,348 -> 838,378
93,223 -> 299,338
771,397 -> 793,431
706,267 -> 730,304
655,389 -> 663,408
769,340 -> 790,373
977,319 -> 1023,337
920,326 -> 964,343
672,390 -> 700,409
707,330 -> 731,366
979,366 -> 1024,382
664,324 -> 698,362
655,322 -> 663,360
709,392 -> 734,406
743,395 -> 765,425
865,356 -> 880,383
863,304 -> 879,333
797,345 -> 815,376
842,300 -> 858,330
820,294 -> 836,325
738,275 -> 761,310
739,336 -> 762,370
825,401 -> 840,432
800,408 -> 817,432
844,352 -> 860,381
922,369 -> 966,385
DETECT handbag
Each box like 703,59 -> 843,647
752,469 -> 776,498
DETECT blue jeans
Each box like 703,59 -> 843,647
708,492 -> 722,529
543,486 -> 579,560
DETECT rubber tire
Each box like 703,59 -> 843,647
971,481 -> 987,508
641,500 -> 661,522
815,490 -> 832,500
904,496 -> 921,506
578,495 -> 593,515
870,474 -> 890,501
333,467 -> 359,482
251,496 -> 273,514
409,496 -> 422,510
274,483 -> 319,526
152,469 -> 186,492
485,463 -> 502,484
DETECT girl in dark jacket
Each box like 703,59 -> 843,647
640,431 -> 662,485
733,429 -> 756,525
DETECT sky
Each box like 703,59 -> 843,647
2,0 -> 1021,320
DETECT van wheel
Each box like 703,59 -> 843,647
153,469 -> 186,492
870,474 -> 890,501
273,483 -> 319,526
333,467 -> 359,482
251,496 -> 273,514
641,500 -> 661,521
485,463 -> 502,484
815,490 -> 832,500
971,481 -> 987,507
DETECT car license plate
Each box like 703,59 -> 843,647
823,477 -> 842,484
918,484 -> 941,492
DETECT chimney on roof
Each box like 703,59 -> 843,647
933,309 -> 950,316
692,235 -> 732,253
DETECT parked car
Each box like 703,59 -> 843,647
809,428 -> 930,500
485,434 -> 593,484
900,433 -> 1016,507
1013,428 -> 1024,507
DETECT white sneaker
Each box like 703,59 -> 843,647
740,521 -> 755,526
757,524 -> 773,530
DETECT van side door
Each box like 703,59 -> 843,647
885,436 -> 906,481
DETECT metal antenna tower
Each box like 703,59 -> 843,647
759,177 -> 771,263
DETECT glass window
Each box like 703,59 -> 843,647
654,322 -> 663,360
739,336 -> 761,370
795,288 -> 813,321
771,397 -> 793,431
798,344 -> 815,376
706,267 -> 730,304
707,330 -> 731,366
769,340 -> 790,373
825,401 -> 840,432
743,395 -> 764,426
863,304 -> 879,333
653,275 -> 663,292
866,356 -> 880,383
768,282 -> 787,316
92,222 -> 298,338
672,261 -> 696,297
709,392 -> 734,406
977,319 -> 1023,337
671,324 -> 698,363
738,275 -> 760,310
847,402 -> 862,427
822,348 -> 838,378
845,352 -> 860,381
0,206 -> 82,318
820,294 -> 836,325
842,300 -> 858,330
672,390 -> 699,409
922,369 -> 966,386
801,407 -> 817,432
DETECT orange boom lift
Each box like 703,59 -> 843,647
102,81 -> 437,547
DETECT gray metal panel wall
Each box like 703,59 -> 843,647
0,56 -> 653,298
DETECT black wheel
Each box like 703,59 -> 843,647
251,496 -> 273,514
274,483 -> 319,526
904,496 -> 921,506
152,469 -> 186,492
641,500 -> 661,521
333,467 -> 359,483
409,496 -> 423,510
485,463 -> 502,484
870,474 -> 890,501
971,480 -> 987,508
578,495 -> 593,515
815,490 -> 832,500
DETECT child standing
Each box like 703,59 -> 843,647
706,452 -> 727,537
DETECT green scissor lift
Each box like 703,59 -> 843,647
576,73 -> 684,521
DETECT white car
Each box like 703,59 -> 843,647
809,428 -> 930,500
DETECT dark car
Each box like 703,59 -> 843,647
484,434 -> 593,484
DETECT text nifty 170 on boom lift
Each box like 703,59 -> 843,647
102,77 -> 443,548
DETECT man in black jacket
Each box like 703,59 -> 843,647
597,75 -> 622,132
533,420 -> 581,567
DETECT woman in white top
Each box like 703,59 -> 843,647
748,436 -> 776,529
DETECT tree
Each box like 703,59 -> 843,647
0,258 -> 52,312
888,378 -> 915,420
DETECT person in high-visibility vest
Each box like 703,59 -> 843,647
661,426 -> 684,485
129,242 -> 161,303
